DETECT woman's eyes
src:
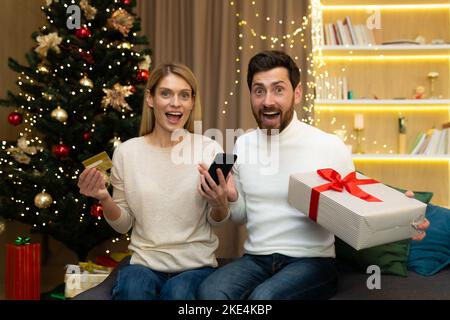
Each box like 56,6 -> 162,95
161,90 -> 171,97
181,92 -> 191,99
159,90 -> 191,100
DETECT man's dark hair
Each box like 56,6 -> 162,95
247,50 -> 301,90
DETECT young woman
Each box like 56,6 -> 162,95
77,63 -> 230,300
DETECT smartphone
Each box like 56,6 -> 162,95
202,153 -> 237,190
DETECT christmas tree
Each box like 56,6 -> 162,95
0,0 -> 151,260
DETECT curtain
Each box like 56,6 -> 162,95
0,0 -> 45,141
138,0 -> 312,258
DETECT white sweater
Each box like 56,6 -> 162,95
229,112 -> 355,258
106,133 -> 227,272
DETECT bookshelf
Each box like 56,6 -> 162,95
311,0 -> 450,207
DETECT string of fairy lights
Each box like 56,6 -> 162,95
225,0 -> 317,123
224,0 -> 421,156
4,0 -> 446,253
311,0 -> 396,154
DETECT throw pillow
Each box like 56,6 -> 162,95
335,187 -> 433,277
407,204 -> 450,276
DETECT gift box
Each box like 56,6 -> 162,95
64,261 -> 112,298
288,168 -> 427,250
5,239 -> 41,300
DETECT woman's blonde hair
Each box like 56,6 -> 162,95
139,62 -> 202,136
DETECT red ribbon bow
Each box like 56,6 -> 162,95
309,168 -> 382,222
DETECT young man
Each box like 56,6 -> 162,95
197,51 -> 429,300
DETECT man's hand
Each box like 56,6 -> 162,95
405,190 -> 430,241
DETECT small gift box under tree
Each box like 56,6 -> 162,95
5,237 -> 41,300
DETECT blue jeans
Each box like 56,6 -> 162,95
198,254 -> 338,300
112,263 -> 215,300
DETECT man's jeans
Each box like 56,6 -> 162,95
198,254 -> 338,300
112,263 -> 215,300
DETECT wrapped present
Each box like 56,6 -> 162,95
288,168 -> 427,250
5,237 -> 41,300
64,261 -> 112,298
95,255 -> 119,268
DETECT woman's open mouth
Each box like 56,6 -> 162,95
165,112 -> 183,125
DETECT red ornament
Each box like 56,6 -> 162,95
90,203 -> 103,218
122,0 -> 132,4
136,69 -> 149,82
130,85 -> 136,93
82,132 -> 91,141
75,27 -> 91,39
80,50 -> 94,64
52,144 -> 70,158
7,112 -> 23,126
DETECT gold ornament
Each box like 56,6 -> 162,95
119,42 -> 131,50
109,137 -> 122,149
34,32 -> 62,57
138,55 -> 152,70
107,9 -> 135,36
101,83 -> 133,112
0,217 -> 6,235
43,92 -> 54,101
51,106 -> 68,122
37,63 -> 50,74
79,0 -> 97,20
79,75 -> 94,88
6,134 -> 43,164
34,191 -> 53,209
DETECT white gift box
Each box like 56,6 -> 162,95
64,272 -> 110,298
287,168 -> 427,250
64,264 -> 111,298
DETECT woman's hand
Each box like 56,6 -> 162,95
78,168 -> 110,201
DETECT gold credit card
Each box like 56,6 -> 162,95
82,152 -> 113,171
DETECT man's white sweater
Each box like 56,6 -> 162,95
229,112 -> 355,258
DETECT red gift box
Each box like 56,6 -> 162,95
5,243 -> 41,300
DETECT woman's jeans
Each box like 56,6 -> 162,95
198,254 -> 338,300
112,263 -> 215,300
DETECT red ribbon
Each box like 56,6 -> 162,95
309,168 -> 382,222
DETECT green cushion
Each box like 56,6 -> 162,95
335,187 -> 433,277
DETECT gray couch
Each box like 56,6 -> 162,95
73,256 -> 450,300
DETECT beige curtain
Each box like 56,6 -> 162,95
0,0 -> 45,141
138,0 -> 312,258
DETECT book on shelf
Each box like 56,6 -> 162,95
315,76 -> 349,100
322,17 -> 376,46
343,17 -> 357,46
410,133 -> 427,155
424,129 -> 442,155
410,126 -> 450,155
436,129 -> 448,155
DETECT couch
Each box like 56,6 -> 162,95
74,202 -> 450,300
73,255 -> 450,300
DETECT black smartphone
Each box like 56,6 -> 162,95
202,153 -> 237,190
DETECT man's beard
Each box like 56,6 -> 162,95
253,98 -> 295,135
